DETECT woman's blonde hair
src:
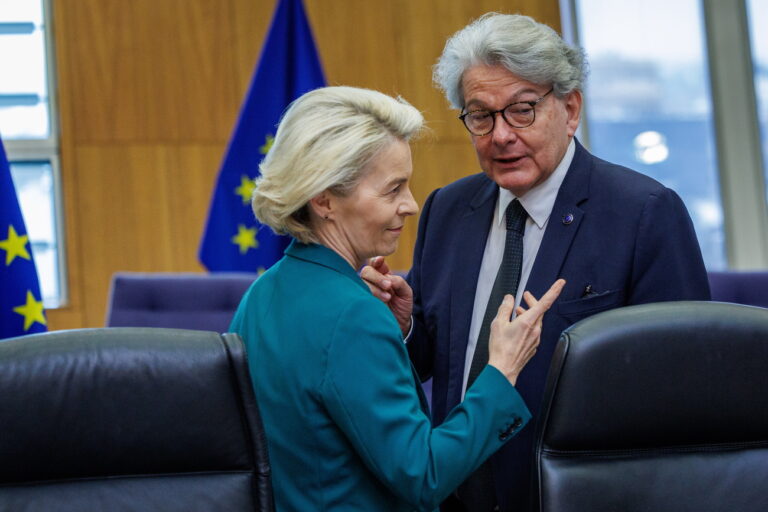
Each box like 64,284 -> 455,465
251,86 -> 424,243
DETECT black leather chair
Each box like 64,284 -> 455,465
534,301 -> 768,512
0,328 -> 274,511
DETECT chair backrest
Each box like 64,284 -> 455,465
0,328 -> 274,512
534,301 -> 768,512
708,270 -> 768,308
105,272 -> 259,331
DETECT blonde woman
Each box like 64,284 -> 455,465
230,86 -> 563,511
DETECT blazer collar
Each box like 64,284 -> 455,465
553,138 -> 591,205
524,138 -> 592,298
284,240 -> 369,293
468,175 -> 498,211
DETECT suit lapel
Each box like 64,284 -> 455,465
526,141 -> 592,298
447,178 -> 497,407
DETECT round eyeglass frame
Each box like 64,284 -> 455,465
458,88 -> 554,136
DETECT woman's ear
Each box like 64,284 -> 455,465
309,191 -> 333,220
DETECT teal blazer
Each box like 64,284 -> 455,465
230,241 -> 530,511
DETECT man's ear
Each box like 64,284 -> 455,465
565,90 -> 583,137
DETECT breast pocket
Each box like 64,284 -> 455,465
555,289 -> 625,323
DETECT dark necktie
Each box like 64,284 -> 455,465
459,198 -> 527,511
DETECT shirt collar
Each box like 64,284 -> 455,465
496,138 -> 576,229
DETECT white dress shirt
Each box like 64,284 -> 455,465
461,139 -> 576,398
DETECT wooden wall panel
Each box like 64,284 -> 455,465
59,0 -> 240,143
231,0 -> 277,88
48,0 -> 561,330
73,145 -> 175,325
167,145 -> 230,265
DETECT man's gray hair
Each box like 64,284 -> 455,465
433,13 -> 587,109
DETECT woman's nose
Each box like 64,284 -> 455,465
400,187 -> 419,216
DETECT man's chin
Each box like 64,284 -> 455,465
489,169 -> 537,197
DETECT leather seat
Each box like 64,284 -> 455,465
0,327 -> 274,511
534,301 -> 768,512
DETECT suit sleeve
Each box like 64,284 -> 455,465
629,187 -> 711,303
321,296 -> 530,511
406,187 -> 438,380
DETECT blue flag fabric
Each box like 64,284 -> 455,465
199,0 -> 325,272
0,137 -> 47,339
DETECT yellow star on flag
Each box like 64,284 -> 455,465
13,290 -> 47,331
232,224 -> 258,254
235,175 -> 256,205
260,134 -> 275,155
0,224 -> 31,266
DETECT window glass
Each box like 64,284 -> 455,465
9,161 -> 61,307
575,0 -> 726,269
1,0 -> 63,307
0,0 -> 49,139
746,0 -> 768,204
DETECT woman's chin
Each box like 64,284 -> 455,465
385,240 -> 401,256
372,242 -> 398,259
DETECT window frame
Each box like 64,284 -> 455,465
560,0 -> 768,269
3,0 -> 68,307
703,0 -> 768,269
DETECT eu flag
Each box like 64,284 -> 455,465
199,0 -> 325,272
0,137 -> 47,339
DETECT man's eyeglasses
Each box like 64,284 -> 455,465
459,88 -> 554,136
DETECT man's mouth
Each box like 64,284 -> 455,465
495,155 -> 525,164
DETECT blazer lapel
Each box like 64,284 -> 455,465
446,178 -> 497,407
526,140 -> 592,298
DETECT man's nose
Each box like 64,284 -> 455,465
491,112 -> 519,145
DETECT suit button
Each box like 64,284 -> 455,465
498,421 -> 515,441
512,417 -> 523,430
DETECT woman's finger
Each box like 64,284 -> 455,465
494,294 -> 516,323
525,279 -> 565,318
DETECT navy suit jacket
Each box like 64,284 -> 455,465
407,140 -> 710,511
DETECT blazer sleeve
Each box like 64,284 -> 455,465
629,186 -> 711,303
321,295 -> 530,511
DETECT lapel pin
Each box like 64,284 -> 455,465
562,213 -> 574,225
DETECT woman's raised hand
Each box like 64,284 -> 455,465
360,257 -> 414,336
487,279 -> 565,386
